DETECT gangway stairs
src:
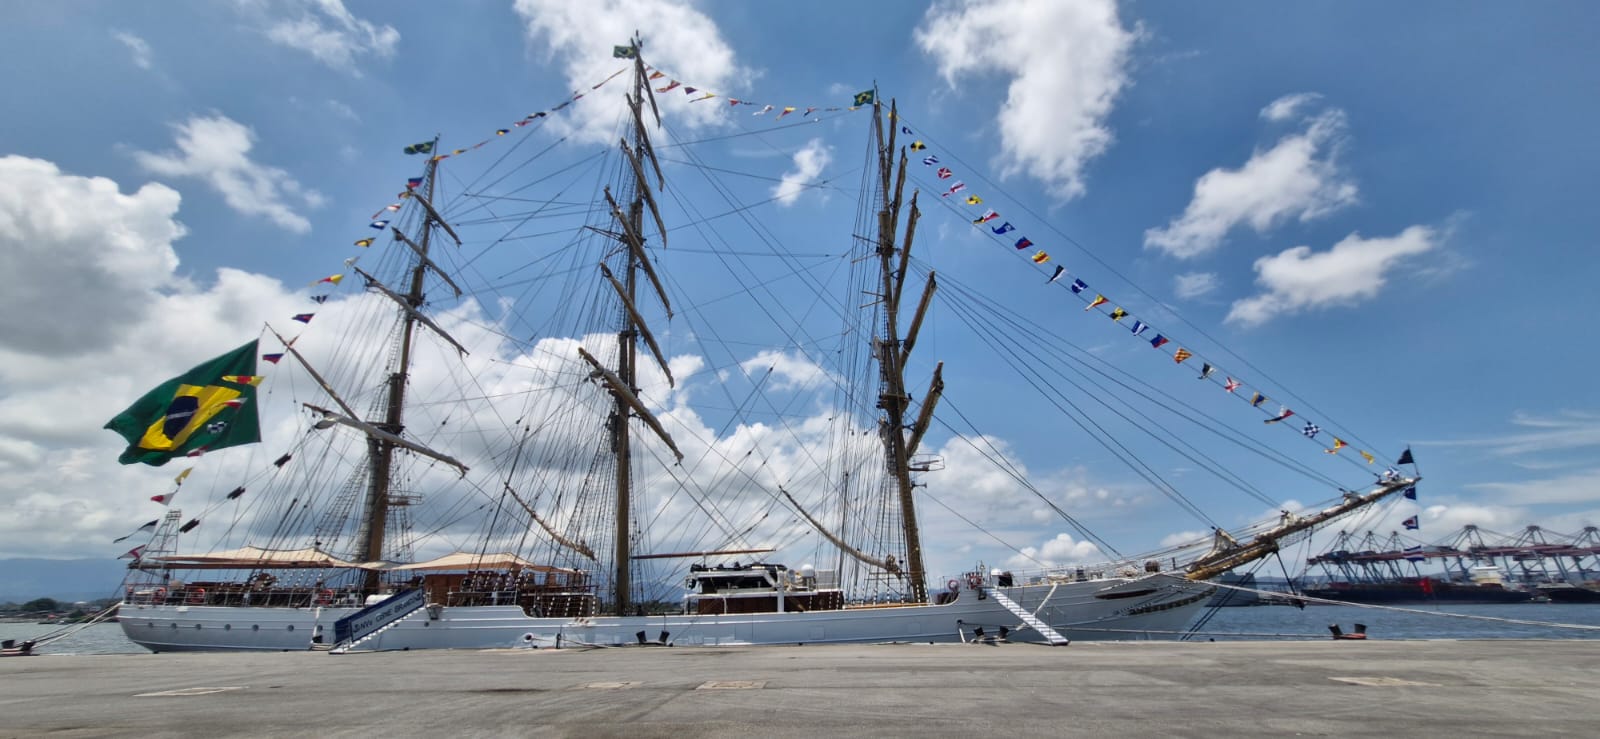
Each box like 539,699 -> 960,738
985,587 -> 1071,646
328,604 -> 424,654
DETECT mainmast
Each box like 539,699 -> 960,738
586,38 -> 678,615
870,97 -> 940,604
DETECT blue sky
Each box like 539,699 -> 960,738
2,1 -> 1597,579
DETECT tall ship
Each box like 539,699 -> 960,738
111,45 -> 1419,652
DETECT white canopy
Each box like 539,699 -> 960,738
385,551 -> 578,574
151,546 -> 373,570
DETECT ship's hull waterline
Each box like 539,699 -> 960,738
119,575 -> 1213,652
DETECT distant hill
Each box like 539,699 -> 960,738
0,558 -> 129,604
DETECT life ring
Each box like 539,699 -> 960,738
946,578 -> 961,592
313,588 -> 335,606
966,573 -> 983,589
186,587 -> 206,605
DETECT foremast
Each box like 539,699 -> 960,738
869,97 -> 941,604
342,151 -> 468,593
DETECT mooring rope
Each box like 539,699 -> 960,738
1201,579 -> 1600,632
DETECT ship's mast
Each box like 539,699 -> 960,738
356,151 -> 440,593
871,97 -> 937,604
589,39 -> 679,615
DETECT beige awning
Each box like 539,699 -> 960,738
386,551 -> 578,574
152,546 -> 375,570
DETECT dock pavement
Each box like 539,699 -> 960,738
2,639 -> 1596,737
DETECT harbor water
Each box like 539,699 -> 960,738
5,602 -> 1598,655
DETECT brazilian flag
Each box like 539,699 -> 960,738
104,340 -> 262,466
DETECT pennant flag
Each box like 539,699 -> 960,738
922,155 -> 939,165
910,141 -> 927,151
973,210 -> 999,224
1263,407 -> 1296,424
1151,335 -> 1170,349
1014,237 -> 1033,250
755,104 -> 773,115
1301,421 -> 1318,436
901,126 -> 913,134
613,45 -> 637,59
965,195 -> 983,205
312,274 -> 343,286
151,491 -> 177,505
656,80 -> 681,93
310,295 -> 328,304
991,222 -> 1015,235
403,141 -> 434,156
114,520 -> 159,543
174,467 -> 193,485
219,375 -> 263,387
406,177 -> 423,190
1326,438 -> 1347,454
1070,279 -> 1089,295
274,453 -> 292,468
682,87 -> 697,95
370,220 -> 389,230
1128,319 -> 1149,335
292,313 -> 315,323
1403,485 -> 1418,500
354,238 -> 374,248
178,518 -> 200,534
1199,363 -> 1216,380
1047,266 -> 1066,284
103,341 -> 263,467
936,167 -> 953,179
1224,377 -> 1241,393
1109,307 -> 1128,322
690,92 -> 715,102
777,107 -> 796,119
803,107 -> 818,117
1086,295 -> 1108,311
853,89 -> 876,106
227,486 -> 246,500
943,182 -> 965,196
119,545 -> 146,560
1360,450 -> 1376,464
1397,448 -> 1415,465
262,353 -> 283,364
1173,348 -> 1193,363
1031,251 -> 1050,264
648,71 -> 664,80
1404,545 -> 1426,563
1251,392 -> 1266,407
1403,515 -> 1420,531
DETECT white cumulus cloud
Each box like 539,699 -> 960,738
915,0 -> 1136,200
132,114 -> 323,233
0,156 -> 183,357
1226,225 -> 1439,327
1145,106 -> 1357,258
771,139 -> 832,207
257,0 -> 399,74
512,0 -> 749,144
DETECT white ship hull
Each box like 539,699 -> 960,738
119,575 -> 1213,652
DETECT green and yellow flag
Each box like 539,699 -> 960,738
104,340 -> 262,466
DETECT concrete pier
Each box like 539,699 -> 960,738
3,640 -> 1595,737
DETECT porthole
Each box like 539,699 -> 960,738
224,624 -> 232,631
170,623 -> 178,629
287,624 -> 295,632
195,624 -> 202,630
251,624 -> 260,631
147,622 -> 155,628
